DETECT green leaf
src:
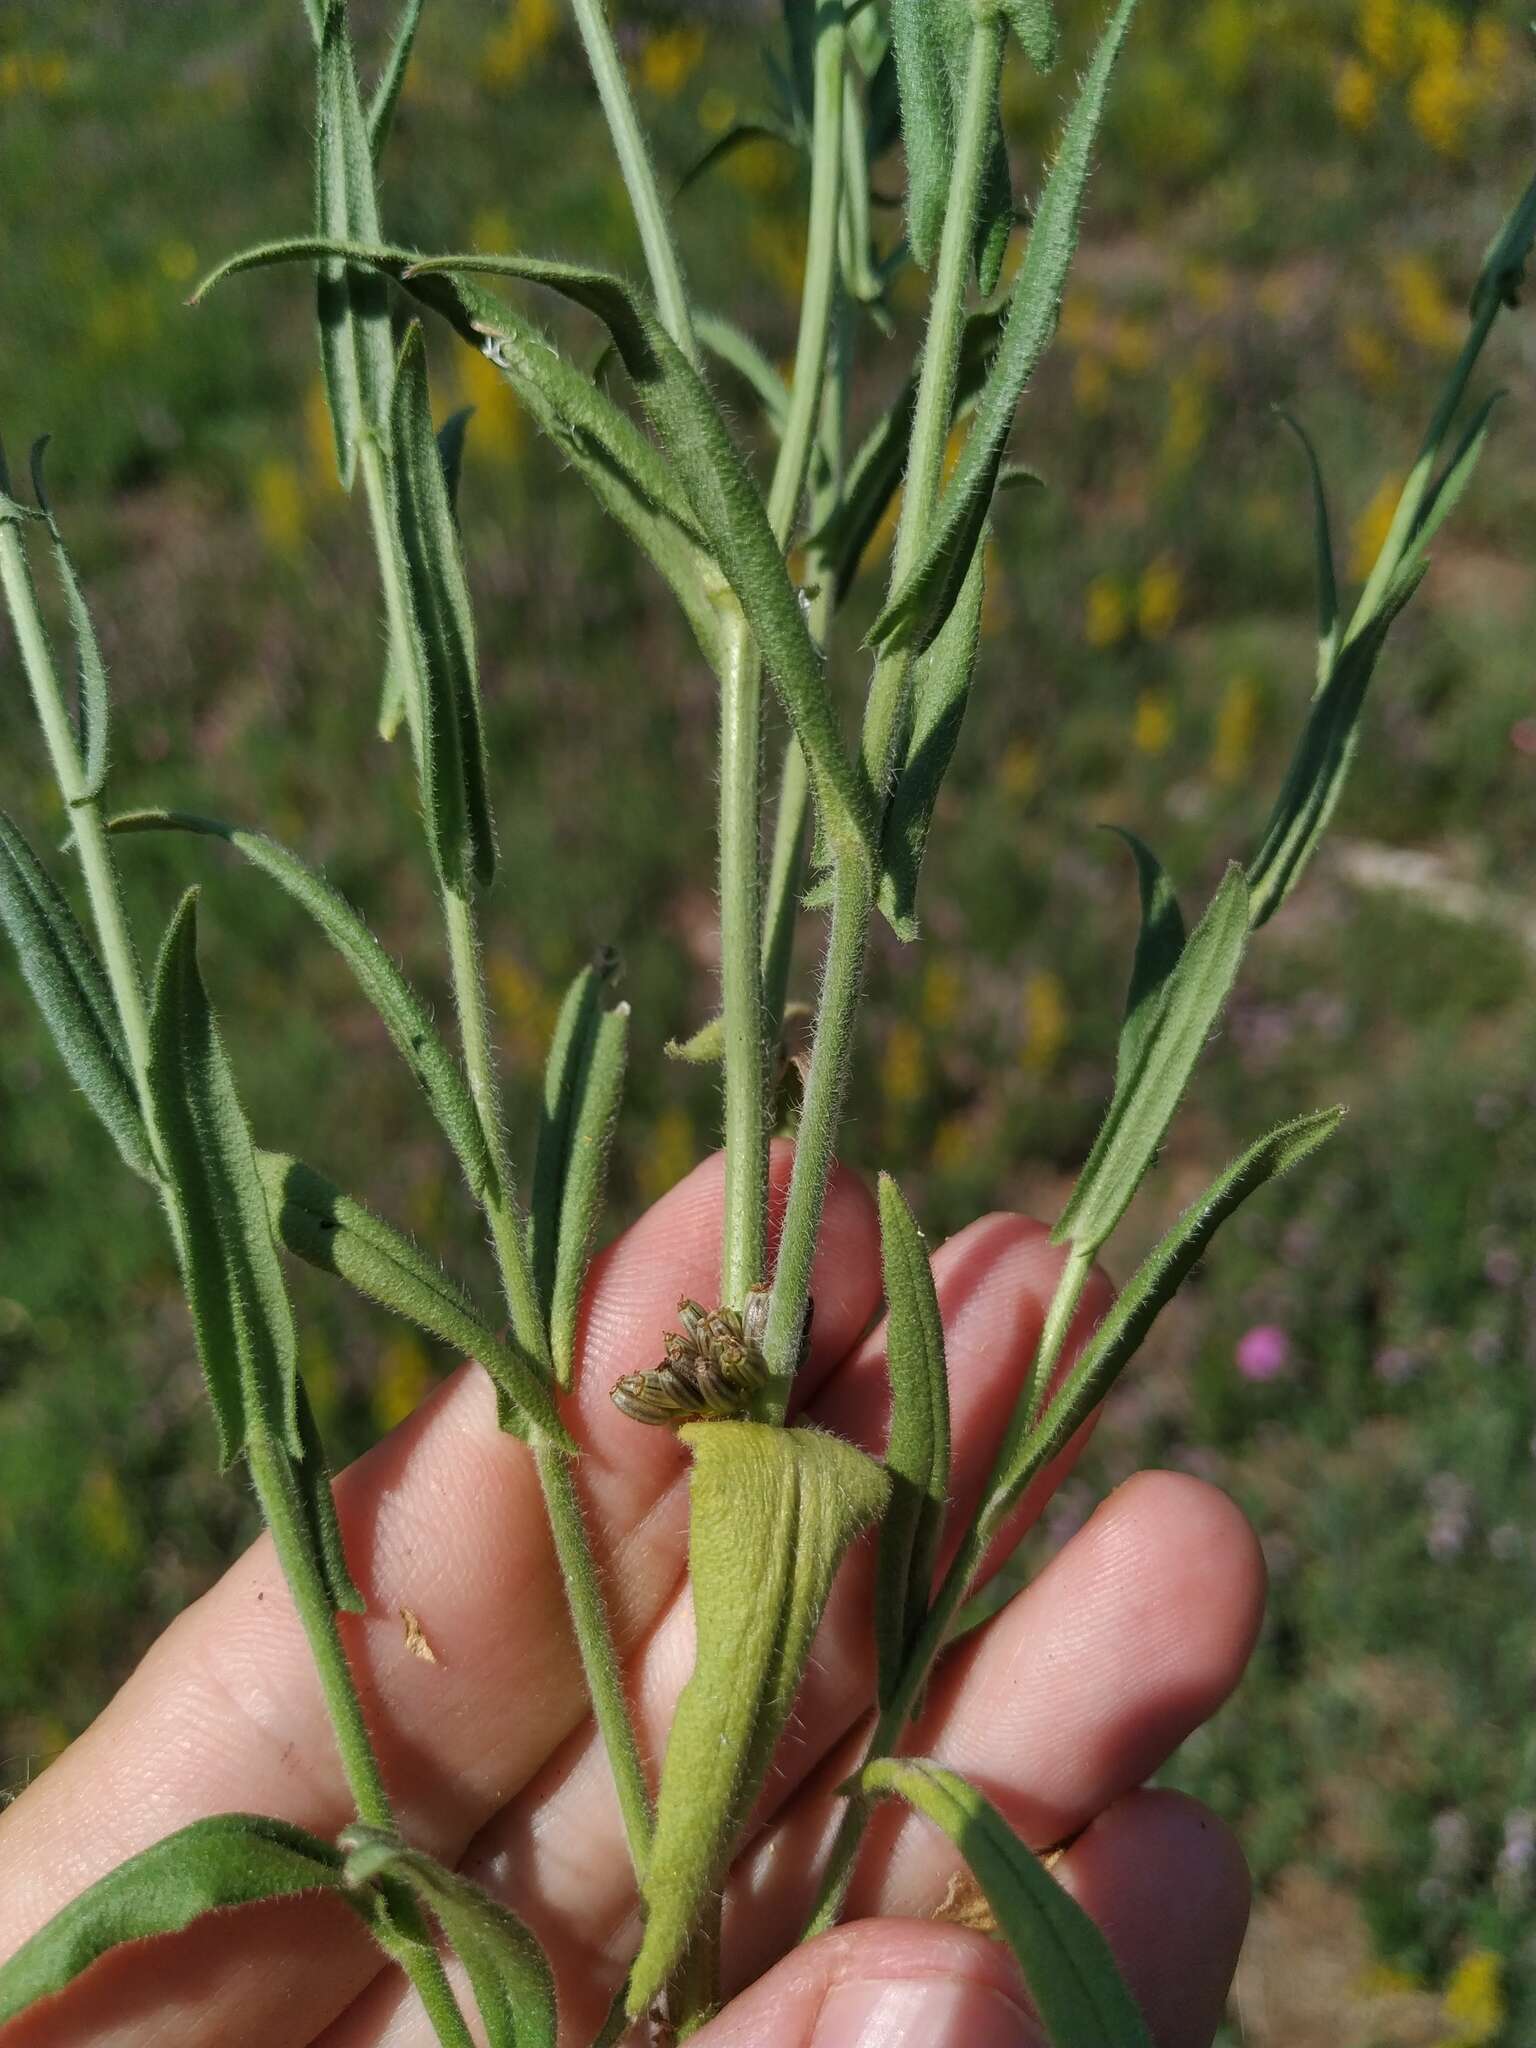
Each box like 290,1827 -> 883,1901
874,1176 -> 950,1707
29,439 -> 111,803
872,0 -> 1138,654
1471,166 -> 1536,317
1400,389 -> 1505,579
695,312 -> 791,438
341,1828 -> 557,2048
664,1012 -> 725,1063
314,2 -> 394,489
1017,1109 -> 1344,1498
436,404 -> 474,524
387,321 -> 497,893
857,1760 -> 1153,2048
876,532 -> 987,940
0,810 -> 155,1181
531,964 -> 630,1391
1000,0 -> 1060,71
1055,863 -> 1249,1254
146,891 -> 301,1466
367,0 -> 426,162
294,1377 -> 365,1612
407,252 -> 879,876
110,809 -> 495,1201
257,1151 -> 572,1451
1275,410 -> 1339,685
628,1423 -> 890,2012
1104,828 -> 1184,1091
0,1815 -> 369,2026
1245,567 -> 1425,929
891,0 -> 1012,288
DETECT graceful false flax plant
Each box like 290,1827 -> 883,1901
0,0 -> 1530,2040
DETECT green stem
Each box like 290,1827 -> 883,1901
1021,1241 -> 1093,1428
860,12 -> 1004,799
247,1429 -> 474,2047
717,605 -> 768,1309
760,738 -> 810,1047
566,0 -> 698,363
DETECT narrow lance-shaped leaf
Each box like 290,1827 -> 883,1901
1397,388 -> 1505,584
293,1377 -> 365,1612
257,1151 -> 573,1451
531,965 -> 604,1317
342,1828 -> 557,2048
1012,1108 -> 1344,1505
1275,409 -> 1339,687
0,811 -> 155,1181
387,320 -> 497,893
109,810 -> 495,1200
314,0 -> 395,488
1055,862 -> 1249,1255
148,893 -> 302,1465
1001,0 -> 1060,71
628,1424 -> 890,2012
877,533 -> 987,940
874,1176 -> 951,1707
872,0 -> 1138,655
891,0 -> 1013,290
367,0 -> 426,162
406,252 -> 880,875
1105,827 -> 1184,1090
1245,566 -> 1425,930
30,439 -> 110,802
857,1760 -> 1153,2048
0,1815 -> 376,2027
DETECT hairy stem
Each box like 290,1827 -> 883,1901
566,0 -> 698,363
717,604 -> 769,1307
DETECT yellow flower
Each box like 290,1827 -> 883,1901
921,961 -> 963,1032
1059,288 -> 1100,348
301,1337 -> 342,1429
1350,472 -> 1403,580
1072,355 -> 1110,416
1471,18 -> 1512,77
470,206 -> 517,252
488,951 -> 556,1063
1161,373 -> 1207,471
1334,56 -> 1378,131
1343,319 -> 1399,394
932,1115 -> 974,1176
1211,674 -> 1260,785
998,739 -> 1039,799
1439,1949 -> 1503,2045
1409,57 -> 1478,156
1194,0 -> 1254,87
78,1468 -> 134,1562
881,1021 -> 926,1108
1388,253 -> 1462,354
1407,2 -> 1462,71
1110,319 -> 1156,375
253,457 -> 306,560
156,239 -> 198,283
1183,260 -> 1234,313
725,137 -> 794,196
748,218 -> 807,297
1358,0 -> 1404,76
638,1105 -> 696,1204
1084,576 -> 1128,650
698,88 -> 736,134
1137,557 -> 1183,640
481,0 -> 559,89
373,1332 -> 433,1433
304,376 -> 344,493
1020,972 -> 1067,1072
640,26 -> 706,98
1132,690 -> 1175,756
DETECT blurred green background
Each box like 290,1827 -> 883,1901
1,0 -> 1534,2039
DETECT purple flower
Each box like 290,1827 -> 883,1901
1235,1323 -> 1290,1382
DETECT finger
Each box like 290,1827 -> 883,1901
725,1472 -> 1265,1987
0,1147 -> 881,2048
341,1218 -> 1109,2046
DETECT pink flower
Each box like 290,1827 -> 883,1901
1235,1323 -> 1290,1382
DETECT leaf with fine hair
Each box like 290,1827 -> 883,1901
1274,410 -> 1339,685
367,0 -> 426,162
877,532 -> 987,940
874,1176 -> 950,1707
387,320 -> 497,893
1055,862 -> 1249,1255
0,811 -> 155,1182
1245,566 -> 1426,930
29,439 -> 110,802
871,0 -> 1138,654
0,1815 -> 378,2026
109,809 -> 495,1201
293,1377 -> 365,1612
1104,827 -> 1185,1090
891,0 -> 1013,291
1012,1108 -> 1344,1505
1001,0 -> 1060,71
695,312 -> 791,437
342,1828 -> 557,2048
406,252 -> 880,875
147,891 -> 301,1466
664,1012 -> 725,1063
856,1760 -> 1153,2047
531,965 -> 630,1390
256,1151 -> 572,1450
314,2 -> 394,489
627,1424 -> 890,2013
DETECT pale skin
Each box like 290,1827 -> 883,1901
0,1145 -> 1265,2046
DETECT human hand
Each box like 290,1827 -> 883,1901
0,1147 -> 1263,2046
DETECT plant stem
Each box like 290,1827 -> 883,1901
860,12 -> 1004,798
566,0 -> 698,364
247,1428 -> 474,2047
0,522 -> 155,1119
716,604 -> 769,1309
760,738 -> 810,1047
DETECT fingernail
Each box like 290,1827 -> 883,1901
811,1975 -> 1034,2048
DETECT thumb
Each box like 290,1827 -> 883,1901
685,1923 -> 1042,2048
